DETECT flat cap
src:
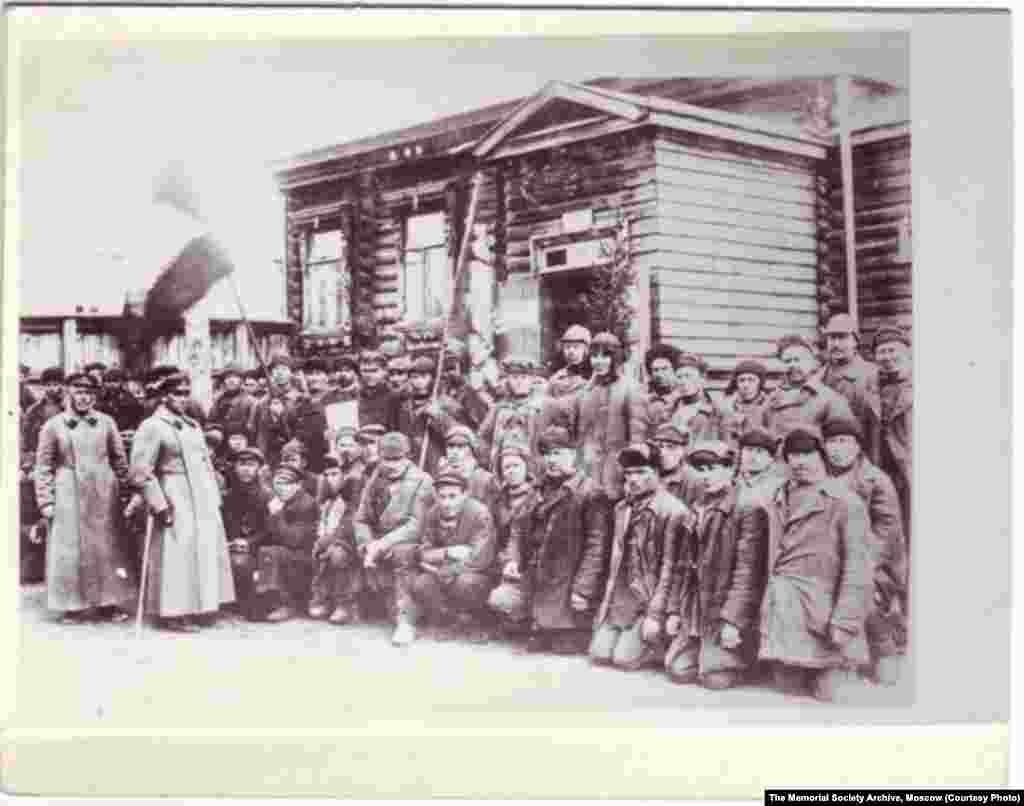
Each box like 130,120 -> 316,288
822,415 -> 864,443
538,425 -> 574,453
738,427 -> 778,454
41,366 -> 65,384
232,447 -> 265,465
591,331 -> 622,352
733,359 -> 768,381
304,357 -> 330,375
652,424 -> 690,446
645,343 -> 681,371
687,439 -> 735,466
66,372 -> 99,390
561,324 -> 592,345
873,325 -> 911,351
272,465 -> 303,483
434,472 -> 468,491
445,424 -> 477,449
618,442 -> 660,470
411,355 -> 437,375
781,425 -> 825,459
356,423 -> 387,441
379,431 -> 411,459
267,354 -> 294,371
776,333 -> 817,357
281,438 -> 307,459
823,313 -> 859,336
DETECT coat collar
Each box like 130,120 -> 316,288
773,479 -> 828,528
821,355 -> 872,384
154,404 -> 198,430
881,378 -> 913,419
65,411 -> 99,428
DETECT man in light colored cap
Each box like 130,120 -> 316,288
720,359 -> 769,447
391,470 -> 498,646
353,431 -> 436,639
663,438 -> 769,690
440,424 -> 501,512
760,333 -> 855,441
651,423 -> 699,505
479,354 -> 544,475
822,415 -> 907,686
816,312 -> 882,464
665,352 -> 724,442
487,424 -> 611,655
590,442 -> 694,672
756,425 -> 871,703
545,324 -> 592,399
873,325 -> 912,550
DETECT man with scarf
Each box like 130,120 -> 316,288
309,455 -> 365,625
488,425 -> 611,655
564,331 -> 647,502
822,415 -> 907,686
35,373 -> 137,624
353,432 -> 436,632
664,440 -> 770,690
757,426 -> 871,702
644,343 -> 682,429
590,443 -> 692,671
392,471 -> 498,646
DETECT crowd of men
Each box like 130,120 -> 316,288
17,311 -> 913,703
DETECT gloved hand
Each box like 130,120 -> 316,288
641,615 -> 662,643
156,508 -> 174,528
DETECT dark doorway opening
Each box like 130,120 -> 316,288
541,268 -> 596,374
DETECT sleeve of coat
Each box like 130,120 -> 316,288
504,500 -> 530,569
829,494 -> 872,638
478,407 -> 498,470
106,416 -> 130,487
461,504 -> 498,573
128,419 -> 170,514
571,488 -> 612,604
33,419 -> 59,511
648,508 -> 687,620
267,495 -> 319,551
352,468 -> 380,547
719,502 -> 771,631
868,470 -> 908,594
626,381 -> 648,444
380,476 -> 437,550
665,505 -> 696,618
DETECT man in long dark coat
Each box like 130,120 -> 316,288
130,371 -> 235,632
488,425 -> 611,655
208,362 -> 256,442
222,447 -> 272,619
35,373 -> 137,623
874,326 -> 913,554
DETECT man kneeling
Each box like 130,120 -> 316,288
590,443 -> 694,670
393,472 -> 498,646
309,456 -> 364,624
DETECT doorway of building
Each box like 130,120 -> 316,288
540,268 -> 596,374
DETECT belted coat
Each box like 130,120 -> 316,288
758,479 -> 871,669
130,405 -> 235,617
506,473 -> 612,630
35,410 -> 137,612
595,488 -> 693,626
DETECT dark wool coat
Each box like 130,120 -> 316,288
208,389 -> 256,440
758,378 -> 855,440
353,464 -> 436,550
758,479 -> 871,669
255,488 -> 319,599
291,395 -> 330,473
21,396 -> 66,472
567,373 -> 648,500
493,484 -> 541,563
35,410 -> 137,612
99,388 -> 148,434
879,376 -> 912,543
357,383 -> 401,433
719,391 -> 768,446
130,405 -> 235,617
222,478 -> 272,546
418,497 -> 498,575
668,486 -> 769,661
394,395 -> 464,476
833,456 -> 907,605
596,488 -> 693,625
817,355 -> 882,464
506,473 -> 612,630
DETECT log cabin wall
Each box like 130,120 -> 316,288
827,130 -> 912,350
647,129 -> 823,385
497,129 -> 657,367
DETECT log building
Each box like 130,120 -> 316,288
274,75 -> 910,384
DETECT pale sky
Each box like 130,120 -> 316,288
12,21 -> 908,319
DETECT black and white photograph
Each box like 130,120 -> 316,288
2,8 -> 1014,797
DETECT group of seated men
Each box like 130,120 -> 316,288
20,311 -> 912,703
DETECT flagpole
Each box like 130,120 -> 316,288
227,271 -> 274,385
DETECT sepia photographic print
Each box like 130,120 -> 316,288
2,9 -> 1014,798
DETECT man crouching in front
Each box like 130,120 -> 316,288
392,472 -> 498,646
589,443 -> 694,671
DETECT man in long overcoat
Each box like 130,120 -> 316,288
817,314 -> 882,463
590,443 -> 692,671
758,426 -> 872,702
488,425 -> 611,654
874,326 -> 913,553
663,440 -> 770,689
35,373 -> 137,623
130,371 -> 235,632
564,332 -> 647,501
822,415 -> 907,685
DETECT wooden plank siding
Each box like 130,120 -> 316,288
649,133 -> 823,381
826,132 -> 912,348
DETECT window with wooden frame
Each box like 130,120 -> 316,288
303,225 -> 350,333
401,210 -> 448,322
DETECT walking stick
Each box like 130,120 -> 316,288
134,513 -> 154,641
419,171 -> 486,470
